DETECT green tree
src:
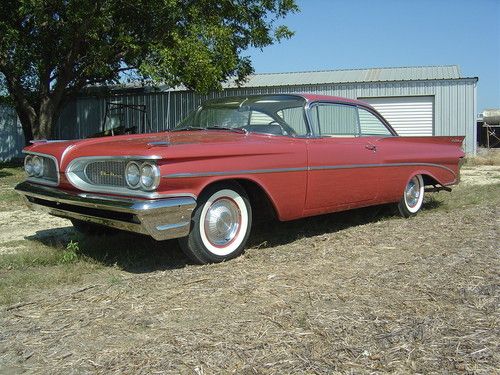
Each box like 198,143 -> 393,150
0,0 -> 298,144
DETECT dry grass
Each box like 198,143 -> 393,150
464,148 -> 500,166
0,166 -> 499,374
0,163 -> 24,211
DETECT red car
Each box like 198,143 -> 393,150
15,94 -> 465,264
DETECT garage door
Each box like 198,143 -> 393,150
360,96 -> 434,136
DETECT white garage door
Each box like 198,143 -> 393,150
360,96 -> 434,136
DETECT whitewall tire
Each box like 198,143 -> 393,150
178,182 -> 252,264
398,174 -> 425,217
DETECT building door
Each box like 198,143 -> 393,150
360,96 -> 434,136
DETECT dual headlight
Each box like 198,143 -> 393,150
125,161 -> 160,191
24,155 -> 44,177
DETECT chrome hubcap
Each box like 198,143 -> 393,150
204,198 -> 241,246
405,177 -> 421,208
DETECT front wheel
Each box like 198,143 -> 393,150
178,182 -> 252,264
398,174 -> 425,218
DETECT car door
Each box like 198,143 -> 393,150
304,102 -> 382,213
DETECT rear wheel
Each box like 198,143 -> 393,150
398,174 -> 425,217
178,182 -> 252,264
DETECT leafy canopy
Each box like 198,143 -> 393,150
0,0 -> 298,99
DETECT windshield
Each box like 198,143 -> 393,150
174,95 -> 309,136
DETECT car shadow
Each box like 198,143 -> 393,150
78,233 -> 189,273
25,200 -> 444,273
248,198 -> 444,249
26,227 -> 189,273
0,170 -> 14,178
248,204 -> 395,249
25,226 -> 75,246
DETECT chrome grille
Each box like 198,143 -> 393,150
84,161 -> 127,187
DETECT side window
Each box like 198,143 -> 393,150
249,110 -> 275,125
277,107 -> 308,135
198,108 -> 249,128
358,108 -> 392,136
311,104 -> 359,136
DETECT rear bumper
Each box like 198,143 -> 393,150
15,181 -> 196,241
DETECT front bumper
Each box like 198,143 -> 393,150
15,181 -> 196,241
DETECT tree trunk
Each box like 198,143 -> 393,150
14,95 -> 60,145
15,103 -> 36,146
35,97 -> 56,140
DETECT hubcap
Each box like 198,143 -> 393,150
204,198 -> 241,246
405,177 -> 421,208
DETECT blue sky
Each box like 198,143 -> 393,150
248,0 -> 500,112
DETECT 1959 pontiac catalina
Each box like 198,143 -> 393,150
15,94 -> 465,264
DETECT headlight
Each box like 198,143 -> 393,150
140,162 -> 160,190
32,156 -> 44,177
125,161 -> 141,189
24,155 -> 34,176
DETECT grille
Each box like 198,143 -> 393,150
84,160 -> 128,187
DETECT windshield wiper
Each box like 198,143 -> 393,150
206,126 -> 247,134
170,126 -> 204,132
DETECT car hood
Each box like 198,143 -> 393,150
25,130 -> 288,169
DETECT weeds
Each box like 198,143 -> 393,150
61,240 -> 80,263
464,148 -> 500,166
0,238 -> 104,305
0,164 -> 24,209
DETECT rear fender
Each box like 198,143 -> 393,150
402,168 -> 455,195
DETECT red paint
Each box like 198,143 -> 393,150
24,95 -> 465,221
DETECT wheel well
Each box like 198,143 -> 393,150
422,174 -> 440,186
201,179 -> 278,222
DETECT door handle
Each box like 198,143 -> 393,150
365,144 -> 377,151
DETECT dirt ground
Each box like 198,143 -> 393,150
0,166 -> 499,374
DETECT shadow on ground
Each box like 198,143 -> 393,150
25,200 -> 443,273
0,170 -> 14,179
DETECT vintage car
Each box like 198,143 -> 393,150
15,94 -> 465,264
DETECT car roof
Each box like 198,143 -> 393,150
298,93 -> 371,107
205,94 -> 373,108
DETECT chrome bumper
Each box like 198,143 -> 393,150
15,181 -> 196,241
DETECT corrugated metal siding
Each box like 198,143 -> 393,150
361,96 -> 434,136
109,66 -> 461,91
222,65 -> 461,88
0,104 -> 24,161
54,77 -> 477,153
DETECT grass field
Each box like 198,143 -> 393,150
0,154 -> 499,374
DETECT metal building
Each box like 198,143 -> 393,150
0,104 -> 25,161
55,65 -> 478,154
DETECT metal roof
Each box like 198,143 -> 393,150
224,65 -> 462,88
92,65 -> 469,94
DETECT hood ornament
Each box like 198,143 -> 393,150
147,141 -> 170,148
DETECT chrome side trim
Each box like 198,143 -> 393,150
308,162 -> 457,178
163,162 -> 456,179
164,167 -> 307,179
15,181 -> 196,241
156,221 -> 190,231
30,139 -> 69,144
67,155 -> 163,161
22,151 -> 60,186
